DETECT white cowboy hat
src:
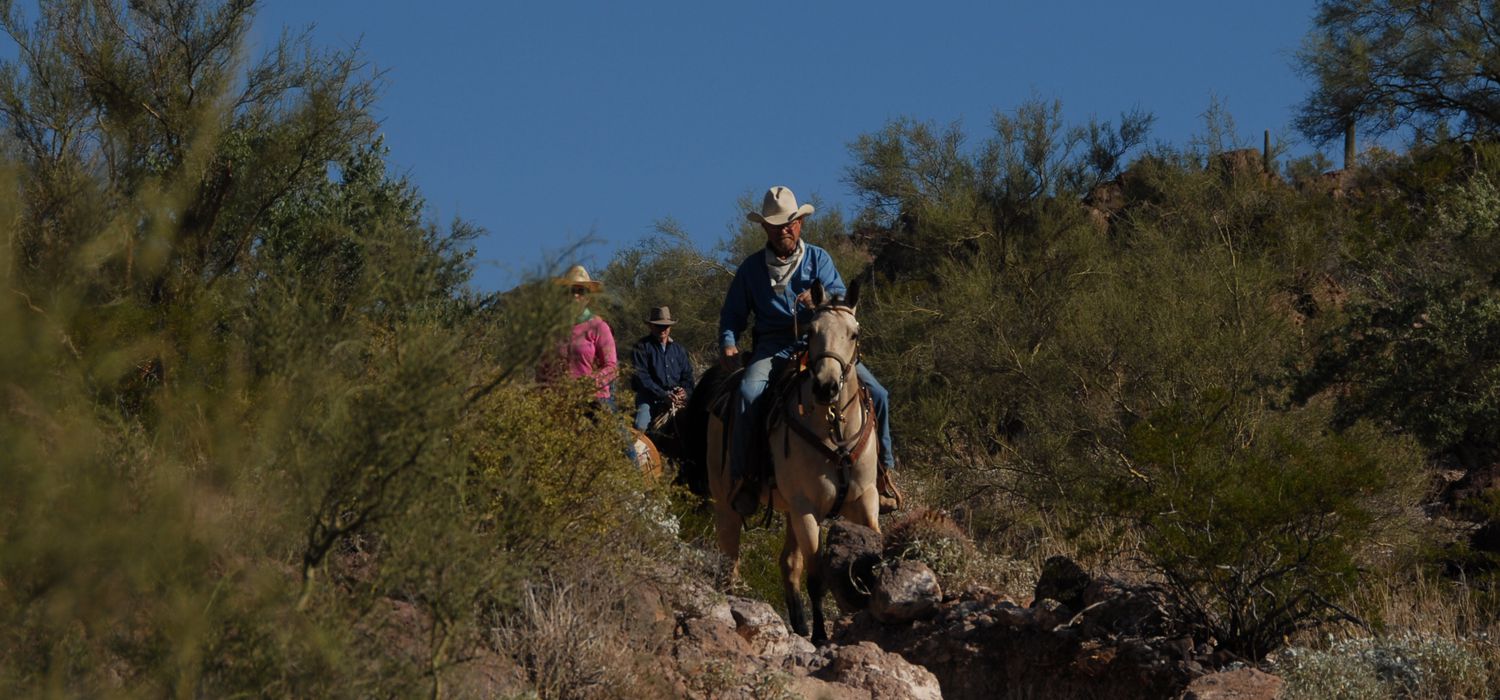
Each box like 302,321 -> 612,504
746,186 -> 815,225
554,264 -> 603,292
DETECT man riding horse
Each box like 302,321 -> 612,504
631,306 -> 694,433
719,185 -> 903,517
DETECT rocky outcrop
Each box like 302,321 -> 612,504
833,558 -> 1250,699
662,543 -> 1286,699
667,589 -> 942,699
813,641 -> 943,700
1213,148 -> 1271,183
728,597 -> 816,665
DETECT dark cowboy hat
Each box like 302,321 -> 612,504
646,306 -> 677,326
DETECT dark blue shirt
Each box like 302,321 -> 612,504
631,336 -> 695,404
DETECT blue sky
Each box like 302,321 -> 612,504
22,2 -> 1330,291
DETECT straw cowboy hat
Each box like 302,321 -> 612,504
746,186 -> 815,226
646,306 -> 677,326
555,264 -> 603,292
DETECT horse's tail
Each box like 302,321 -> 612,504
678,364 -> 728,497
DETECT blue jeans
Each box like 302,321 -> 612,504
730,342 -> 893,480
635,400 -> 673,432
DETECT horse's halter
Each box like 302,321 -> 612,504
801,303 -> 865,452
806,305 -> 860,405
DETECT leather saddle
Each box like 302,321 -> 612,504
708,354 -> 804,489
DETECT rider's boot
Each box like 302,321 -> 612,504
729,476 -> 759,518
876,461 -> 904,514
727,449 -> 758,518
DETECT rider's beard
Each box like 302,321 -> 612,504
772,234 -> 797,258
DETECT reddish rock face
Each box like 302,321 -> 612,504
813,641 -> 943,700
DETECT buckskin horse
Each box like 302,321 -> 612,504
696,281 -> 879,644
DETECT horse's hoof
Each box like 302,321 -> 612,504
811,633 -> 830,647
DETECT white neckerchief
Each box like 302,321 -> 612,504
765,240 -> 805,296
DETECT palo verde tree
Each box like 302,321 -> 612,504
1297,0 -> 1500,143
0,1 -> 672,697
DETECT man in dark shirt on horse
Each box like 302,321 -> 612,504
719,185 -> 902,517
631,306 -> 695,432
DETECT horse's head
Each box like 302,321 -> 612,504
805,281 -> 861,405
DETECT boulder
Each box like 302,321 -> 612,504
1085,179 -> 1126,214
822,520 -> 884,611
1031,597 -> 1070,629
988,600 -> 1037,628
870,560 -> 942,623
1084,179 -> 1126,233
676,614 -> 750,659
1079,577 -> 1171,637
814,641 -> 943,700
728,597 -> 816,664
1214,148 -> 1267,182
1033,555 -> 1090,611
786,675 -> 873,700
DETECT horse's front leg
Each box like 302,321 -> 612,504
780,517 -> 808,637
807,545 -> 829,646
713,505 -> 743,588
785,510 -> 828,644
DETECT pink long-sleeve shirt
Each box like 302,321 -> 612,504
559,316 -> 618,400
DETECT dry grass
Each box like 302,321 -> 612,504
489,573 -> 670,700
1272,574 -> 1499,699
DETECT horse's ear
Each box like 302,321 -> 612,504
844,280 -> 861,311
810,280 -> 826,307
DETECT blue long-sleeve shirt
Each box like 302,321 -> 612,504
630,336 -> 695,404
719,243 -> 846,350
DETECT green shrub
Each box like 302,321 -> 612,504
1275,633 -> 1496,700
0,2 -> 680,697
1108,402 -> 1423,658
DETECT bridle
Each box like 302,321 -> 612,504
783,303 -> 872,519
805,305 -> 860,410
